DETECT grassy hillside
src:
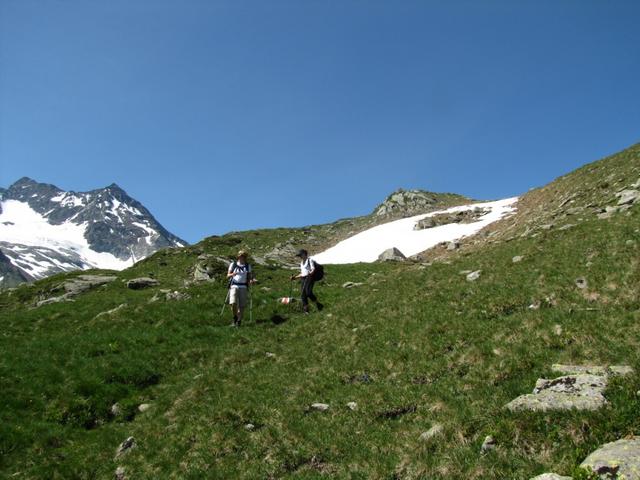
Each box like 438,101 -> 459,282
0,144 -> 639,479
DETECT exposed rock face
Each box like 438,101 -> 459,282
616,189 -> 640,205
414,207 -> 490,230
377,247 -> 407,262
505,365 -> 633,412
580,438 -> 640,479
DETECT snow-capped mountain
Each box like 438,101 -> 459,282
0,177 -> 187,287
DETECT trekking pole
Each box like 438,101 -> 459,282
219,288 -> 230,317
288,279 -> 294,313
249,288 -> 253,323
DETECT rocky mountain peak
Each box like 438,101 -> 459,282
373,189 -> 471,218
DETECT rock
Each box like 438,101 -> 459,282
466,270 -> 481,282
377,247 -> 407,262
616,189 -> 640,206
95,303 -> 127,319
481,435 -> 496,453
265,352 -> 276,358
575,277 -> 588,289
447,241 -> 460,251
580,438 -> 640,479
126,277 -> 159,290
138,403 -> 151,413
551,364 -> 633,377
244,423 -> 255,431
512,255 -> 524,263
505,374 -> 609,412
36,275 -> 118,307
346,402 -> 358,411
414,208 -> 490,230
553,324 -> 563,336
165,290 -> 190,301
530,474 -> 571,480
540,224 -> 554,230
115,437 -> 136,458
115,466 -> 126,480
342,282 -> 364,289
310,403 -> 330,412
110,403 -> 122,417
419,424 -> 444,441
375,190 -> 439,217
558,223 -> 576,231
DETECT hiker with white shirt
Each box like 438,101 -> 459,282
226,250 -> 255,327
290,249 -> 324,314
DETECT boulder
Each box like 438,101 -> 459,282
616,189 -> 640,206
346,402 -> 358,411
138,403 -> 151,413
115,466 -> 127,480
580,438 -> 640,479
126,277 -> 159,290
551,364 -> 634,377
36,274 -> 117,307
512,255 -> 524,263
377,247 -> 407,262
506,374 -> 609,412
447,241 -> 460,251
310,403 -> 330,412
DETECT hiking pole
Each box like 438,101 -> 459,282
288,278 -> 294,313
219,288 -> 230,317
249,288 -> 253,324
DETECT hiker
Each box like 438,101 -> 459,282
226,250 -> 255,326
290,249 -> 324,314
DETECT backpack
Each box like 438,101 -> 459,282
312,261 -> 325,282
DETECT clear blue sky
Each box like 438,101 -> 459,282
1,1 -> 639,243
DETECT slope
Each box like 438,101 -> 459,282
0,143 -> 639,479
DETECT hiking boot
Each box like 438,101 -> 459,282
316,302 -> 324,311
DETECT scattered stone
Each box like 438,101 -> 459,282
377,247 -> 407,262
575,277 -> 588,289
115,466 -> 126,480
529,474 -> 571,480
110,403 -> 122,417
265,352 -> 276,358
138,403 -> 151,413
481,435 -> 496,454
414,207 -> 490,230
165,290 -> 190,301
342,282 -> 364,289
310,403 -> 330,412
512,255 -> 524,263
466,270 -> 481,282
244,423 -> 255,431
419,423 -> 444,441
616,189 -> 640,206
558,224 -> 576,231
447,241 -> 460,251
346,402 -> 358,411
580,438 -> 640,479
115,437 -> 136,458
553,324 -> 563,336
540,224 -> 554,230
126,277 -> 159,290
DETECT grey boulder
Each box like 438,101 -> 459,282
377,247 -> 407,262
580,438 -> 640,479
127,277 -> 159,289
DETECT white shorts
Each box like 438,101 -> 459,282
229,287 -> 248,307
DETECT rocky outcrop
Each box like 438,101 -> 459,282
377,247 -> 406,262
36,274 -> 118,307
374,189 -> 470,218
414,207 -> 490,230
506,365 -> 633,412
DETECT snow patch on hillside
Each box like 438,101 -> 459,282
314,198 -> 518,264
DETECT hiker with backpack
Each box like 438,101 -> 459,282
226,250 -> 255,327
290,249 -> 324,314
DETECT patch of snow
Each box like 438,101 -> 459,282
314,198 -> 518,264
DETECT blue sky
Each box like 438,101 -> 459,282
1,1 -> 639,243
